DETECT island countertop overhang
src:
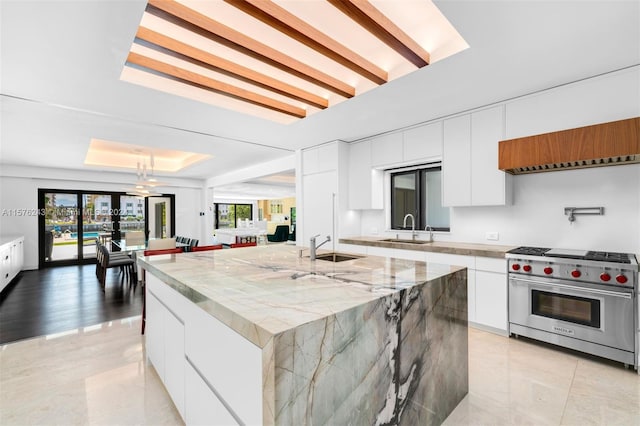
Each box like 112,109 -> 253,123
138,245 -> 466,348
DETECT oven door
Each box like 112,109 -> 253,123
509,276 -> 635,352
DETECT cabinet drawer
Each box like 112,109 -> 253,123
184,305 -> 262,425
425,252 -> 475,269
185,361 -> 239,426
475,257 -> 507,273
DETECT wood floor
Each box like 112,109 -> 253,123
0,264 -> 143,344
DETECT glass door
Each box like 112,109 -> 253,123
39,190 -> 174,268
41,192 -> 80,264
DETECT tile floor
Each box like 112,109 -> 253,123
1,319 -> 638,425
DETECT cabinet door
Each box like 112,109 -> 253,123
442,114 -> 471,206
475,271 -> 507,332
185,361 -> 239,426
303,171 -> 337,243
348,141 -> 372,210
471,106 -> 508,205
0,247 -> 10,292
164,309 -> 185,419
371,132 -> 403,167
403,121 -> 443,162
145,291 -> 165,378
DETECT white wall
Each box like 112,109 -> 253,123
0,169 -> 205,269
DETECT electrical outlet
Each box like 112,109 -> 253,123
486,231 -> 499,241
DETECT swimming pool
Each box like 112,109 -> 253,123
70,232 -> 100,239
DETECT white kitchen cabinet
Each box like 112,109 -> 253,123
403,121 -> 442,162
185,362 -> 239,426
475,270 -> 508,332
145,272 -> 262,425
442,114 -> 472,206
145,292 -> 165,379
348,141 -> 383,210
471,106 -> 509,205
302,143 -> 338,175
146,277 -> 186,420
164,309 -> 185,418
371,132 -> 403,167
0,236 -> 24,293
443,107 -> 510,207
303,171 -> 337,243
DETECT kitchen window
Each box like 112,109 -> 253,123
390,165 -> 450,231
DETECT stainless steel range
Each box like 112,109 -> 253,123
506,247 -> 638,369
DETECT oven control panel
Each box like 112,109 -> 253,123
508,259 -> 636,289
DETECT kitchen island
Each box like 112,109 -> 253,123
138,245 -> 468,425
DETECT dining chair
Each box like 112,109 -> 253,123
140,247 -> 184,334
191,244 -> 223,252
97,243 -> 136,291
147,237 -> 176,250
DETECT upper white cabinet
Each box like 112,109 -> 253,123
348,141 -> 383,210
442,114 -> 472,206
371,132 -> 403,167
471,106 -> 509,206
403,121 -> 442,162
302,143 -> 338,175
443,106 -> 510,207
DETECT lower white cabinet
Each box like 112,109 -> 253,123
0,236 -> 24,293
475,271 -> 508,332
185,361 -> 239,426
145,273 -> 262,425
145,289 -> 185,418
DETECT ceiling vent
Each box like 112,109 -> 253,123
498,117 -> 640,175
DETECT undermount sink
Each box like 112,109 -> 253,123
315,253 -> 363,262
380,238 -> 433,244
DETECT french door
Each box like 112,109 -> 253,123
38,190 -> 174,268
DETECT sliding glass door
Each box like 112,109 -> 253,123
38,190 -> 170,268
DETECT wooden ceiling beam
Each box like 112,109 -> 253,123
224,0 -> 387,85
327,0 -> 430,68
135,27 -> 328,109
126,52 -> 307,118
145,0 -> 355,98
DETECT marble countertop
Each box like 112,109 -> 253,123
340,236 -> 516,258
138,244 -> 464,348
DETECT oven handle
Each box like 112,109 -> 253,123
509,277 -> 633,299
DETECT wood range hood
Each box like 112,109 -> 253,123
498,117 -> 640,175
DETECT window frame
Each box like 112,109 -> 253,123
214,203 -> 254,229
388,163 -> 450,232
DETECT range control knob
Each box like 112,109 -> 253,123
523,265 -> 532,272
599,272 -> 611,282
571,269 -> 581,278
616,274 -> 628,284
543,267 -> 553,275
512,264 -> 520,271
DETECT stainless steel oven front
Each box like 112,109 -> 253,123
509,275 -> 636,365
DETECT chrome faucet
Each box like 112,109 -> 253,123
403,214 -> 417,240
425,224 -> 434,242
310,234 -> 331,260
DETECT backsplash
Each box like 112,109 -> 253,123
357,164 -> 640,255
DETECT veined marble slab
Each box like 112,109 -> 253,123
139,245 -> 468,424
138,245 -> 465,348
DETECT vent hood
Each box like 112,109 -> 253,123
498,117 -> 639,175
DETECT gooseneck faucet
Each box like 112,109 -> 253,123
310,234 -> 331,260
425,224 -> 433,242
403,214 -> 417,240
